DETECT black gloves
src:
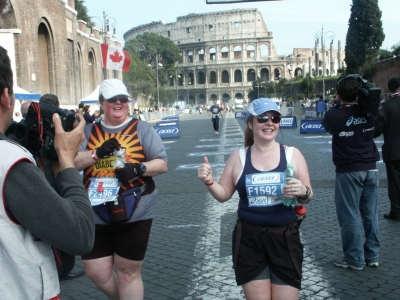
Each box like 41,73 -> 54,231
96,138 -> 120,159
115,163 -> 142,182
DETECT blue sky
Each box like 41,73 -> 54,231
83,0 -> 398,56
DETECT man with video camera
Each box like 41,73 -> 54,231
322,75 -> 380,271
0,46 -> 95,299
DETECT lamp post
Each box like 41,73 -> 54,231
314,27 -> 335,99
170,71 -> 181,106
90,11 -> 117,79
138,45 -> 162,110
257,81 -> 265,98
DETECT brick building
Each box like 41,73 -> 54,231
0,0 -> 121,109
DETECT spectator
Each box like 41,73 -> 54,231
83,105 -> 95,124
20,100 -> 32,119
322,75 -> 380,270
375,77 -> 400,221
0,45 -> 94,298
316,95 -> 327,118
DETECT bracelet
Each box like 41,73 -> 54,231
205,179 -> 214,186
91,149 -> 98,161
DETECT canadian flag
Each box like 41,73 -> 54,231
100,44 -> 131,72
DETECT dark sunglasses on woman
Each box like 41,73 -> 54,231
257,115 -> 281,124
106,97 -> 129,103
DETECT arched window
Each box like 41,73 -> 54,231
234,70 -> 242,82
221,46 -> 229,59
234,46 -> 242,59
210,71 -> 217,84
247,69 -> 256,82
260,44 -> 269,57
38,22 -> 53,93
210,94 -> 218,100
274,68 -> 281,80
235,93 -> 243,99
221,70 -> 229,83
260,68 -> 270,81
198,48 -> 204,62
209,47 -> 216,61
247,45 -> 255,58
187,50 -> 194,63
197,71 -> 205,84
222,93 -> 230,102
187,73 -> 194,85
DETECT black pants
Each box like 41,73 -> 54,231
212,116 -> 220,132
385,159 -> 400,217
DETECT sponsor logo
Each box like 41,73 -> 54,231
346,116 -> 366,126
252,173 -> 281,183
158,122 -> 178,126
156,127 -> 179,134
280,118 -> 293,125
339,131 -> 354,137
363,127 -> 374,132
301,123 -> 324,129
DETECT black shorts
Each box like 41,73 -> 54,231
232,220 -> 303,289
82,219 -> 153,261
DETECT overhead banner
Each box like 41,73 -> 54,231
154,125 -> 180,138
156,121 -> 179,127
300,120 -> 327,133
280,117 -> 297,128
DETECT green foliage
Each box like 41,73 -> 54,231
296,93 -> 305,100
123,33 -> 181,106
345,0 -> 385,74
391,42 -> 400,56
300,75 -> 317,98
376,49 -> 393,61
74,0 -> 93,26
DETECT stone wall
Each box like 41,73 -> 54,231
372,56 -> 400,94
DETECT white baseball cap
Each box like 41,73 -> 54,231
99,78 -> 131,99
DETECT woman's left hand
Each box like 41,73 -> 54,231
283,179 -> 306,198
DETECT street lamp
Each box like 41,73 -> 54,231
314,27 -> 335,99
90,11 -> 117,79
170,71 -> 181,105
138,45 -> 163,110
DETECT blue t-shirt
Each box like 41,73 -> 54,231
236,144 -> 297,226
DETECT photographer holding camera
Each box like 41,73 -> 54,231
0,46 -> 95,299
322,75 -> 380,270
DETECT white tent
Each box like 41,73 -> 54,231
14,85 -> 41,101
80,85 -> 100,104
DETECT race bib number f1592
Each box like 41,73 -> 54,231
88,177 -> 121,206
245,172 -> 284,207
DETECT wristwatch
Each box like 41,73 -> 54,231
298,186 -> 311,200
139,163 -> 146,175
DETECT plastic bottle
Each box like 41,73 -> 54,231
283,163 -> 297,207
294,204 -> 307,226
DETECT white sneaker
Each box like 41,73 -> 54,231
216,131 -> 219,135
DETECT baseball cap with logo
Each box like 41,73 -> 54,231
99,78 -> 131,99
247,98 -> 281,116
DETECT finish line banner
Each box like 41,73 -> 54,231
300,120 -> 327,133
280,117 -> 297,128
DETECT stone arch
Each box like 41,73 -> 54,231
187,73 -> 194,85
178,95 -> 185,101
198,48 -> 204,62
221,46 -> 229,59
187,49 -> 194,63
246,45 -> 255,58
260,44 -> 269,57
260,68 -> 270,81
178,73 -> 184,85
210,71 -> 217,84
274,68 -> 281,80
37,19 -> 55,94
234,46 -> 242,59
197,93 -> 206,104
210,94 -> 218,101
247,69 -> 256,82
222,93 -> 230,102
234,69 -> 242,82
235,93 -> 243,99
209,47 -> 216,61
87,48 -> 96,91
197,70 -> 206,84
221,70 -> 229,83
295,67 -> 303,78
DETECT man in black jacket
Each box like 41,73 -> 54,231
375,77 -> 400,221
322,75 -> 380,270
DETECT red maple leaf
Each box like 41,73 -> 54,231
109,50 -> 123,63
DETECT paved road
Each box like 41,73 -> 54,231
61,112 -> 400,299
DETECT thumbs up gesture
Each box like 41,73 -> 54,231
198,156 -> 213,184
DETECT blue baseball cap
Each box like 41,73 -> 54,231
247,98 -> 281,116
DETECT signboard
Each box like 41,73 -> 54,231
154,125 -> 180,138
280,117 -> 297,128
156,121 -> 179,127
162,116 -> 179,122
304,107 -> 318,120
300,120 -> 327,133
235,112 -> 244,118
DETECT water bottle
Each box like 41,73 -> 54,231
294,204 -> 307,226
283,163 -> 297,207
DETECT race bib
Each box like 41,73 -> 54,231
245,172 -> 284,207
88,177 -> 121,206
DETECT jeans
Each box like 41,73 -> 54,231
335,171 -> 380,268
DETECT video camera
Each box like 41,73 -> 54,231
338,74 -> 381,116
6,102 -> 75,160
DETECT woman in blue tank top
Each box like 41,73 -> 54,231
198,98 -> 313,299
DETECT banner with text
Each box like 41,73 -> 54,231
300,120 -> 327,133
154,125 -> 180,138
280,117 -> 297,128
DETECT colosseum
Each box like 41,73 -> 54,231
124,8 -> 345,105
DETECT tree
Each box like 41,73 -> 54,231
74,1 -> 93,26
300,75 -> 316,98
345,0 -> 385,76
391,42 -> 400,56
376,49 -> 393,61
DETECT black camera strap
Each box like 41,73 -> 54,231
41,150 -> 59,194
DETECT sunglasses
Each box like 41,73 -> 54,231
106,97 -> 129,103
257,115 -> 281,124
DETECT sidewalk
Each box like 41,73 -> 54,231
61,112 -> 400,299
